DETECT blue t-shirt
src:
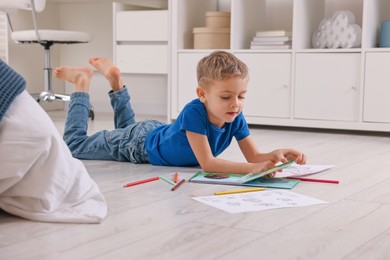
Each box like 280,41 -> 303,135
145,98 -> 250,166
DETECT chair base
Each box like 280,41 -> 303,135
33,91 -> 70,102
31,92 -> 95,120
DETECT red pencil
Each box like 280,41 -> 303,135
123,176 -> 159,187
171,179 -> 185,191
286,176 -> 339,184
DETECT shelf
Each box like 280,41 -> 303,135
294,0 -> 364,50
169,0 -> 390,132
234,49 -> 293,53
175,0 -> 220,50
232,0 -> 293,50
364,48 -> 390,52
363,0 -> 390,48
294,48 -> 362,53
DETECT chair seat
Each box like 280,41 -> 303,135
11,30 -> 92,44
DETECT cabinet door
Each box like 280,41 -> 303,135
116,10 -> 168,42
295,53 -> 360,121
236,53 -> 291,118
176,53 -> 209,112
363,52 -> 390,123
116,45 -> 168,74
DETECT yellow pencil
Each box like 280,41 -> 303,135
214,187 -> 265,195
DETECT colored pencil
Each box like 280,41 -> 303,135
123,176 -> 159,187
171,179 -> 185,191
286,176 -> 339,184
159,175 -> 176,186
173,172 -> 179,183
214,187 -> 265,195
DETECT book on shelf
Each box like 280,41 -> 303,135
251,40 -> 292,46
250,44 -> 291,50
255,30 -> 292,37
252,36 -> 292,42
189,160 -> 299,189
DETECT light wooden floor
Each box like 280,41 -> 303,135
2,111 -> 390,260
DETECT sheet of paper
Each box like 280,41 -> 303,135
192,190 -> 328,214
275,164 -> 335,178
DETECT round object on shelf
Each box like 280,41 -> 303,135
205,12 -> 231,28
193,27 -> 230,49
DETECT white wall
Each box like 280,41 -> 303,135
58,2 -> 113,113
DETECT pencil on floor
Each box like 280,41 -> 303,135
123,176 -> 159,188
171,179 -> 185,191
214,187 -> 265,195
286,177 -> 339,184
173,172 -> 179,183
160,175 -> 176,186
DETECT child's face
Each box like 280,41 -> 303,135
197,76 -> 248,128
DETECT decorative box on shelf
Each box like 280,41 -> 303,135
193,11 -> 230,49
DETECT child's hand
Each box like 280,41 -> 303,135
271,149 -> 307,165
250,160 -> 276,174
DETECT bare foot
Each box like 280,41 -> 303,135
53,66 -> 93,92
89,57 -> 123,91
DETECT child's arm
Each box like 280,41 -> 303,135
186,131 -> 276,174
238,135 -> 307,165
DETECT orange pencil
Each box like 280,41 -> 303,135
171,179 -> 185,191
173,172 -> 179,183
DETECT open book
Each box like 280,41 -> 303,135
274,163 -> 335,178
189,160 -> 299,189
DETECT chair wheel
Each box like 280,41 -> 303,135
89,105 -> 95,121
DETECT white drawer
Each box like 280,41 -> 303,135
116,45 -> 168,74
116,10 -> 168,41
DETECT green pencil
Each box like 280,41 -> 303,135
159,175 -> 176,186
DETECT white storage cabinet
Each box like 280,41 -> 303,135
169,0 -> 390,132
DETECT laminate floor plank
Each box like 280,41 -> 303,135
88,222 -> 265,260
342,228 -> 390,260
220,201 -> 390,260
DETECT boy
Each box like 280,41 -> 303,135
54,51 -> 306,174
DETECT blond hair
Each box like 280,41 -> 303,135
197,51 -> 249,87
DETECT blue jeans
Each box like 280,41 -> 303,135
64,87 -> 165,163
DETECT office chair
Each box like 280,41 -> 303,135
0,0 -> 95,120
